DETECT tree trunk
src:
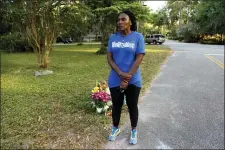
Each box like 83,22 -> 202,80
221,34 -> 223,43
37,52 -> 42,67
38,47 -> 49,68
101,31 -> 106,48
43,50 -> 49,68
101,19 -> 107,48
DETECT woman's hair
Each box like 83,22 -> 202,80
116,10 -> 137,31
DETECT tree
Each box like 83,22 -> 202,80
84,0 -> 120,54
151,8 -> 169,33
194,0 -> 225,36
87,1 -> 151,54
58,2 -> 91,42
5,0 -> 90,68
0,1 -> 12,35
6,0 -> 60,67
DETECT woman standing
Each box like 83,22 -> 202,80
107,10 -> 145,145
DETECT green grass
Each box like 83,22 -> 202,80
1,44 -> 171,149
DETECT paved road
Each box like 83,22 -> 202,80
105,40 -> 224,149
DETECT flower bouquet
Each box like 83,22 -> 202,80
91,80 -> 112,114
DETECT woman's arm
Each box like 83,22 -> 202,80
122,54 -> 144,85
107,52 -> 131,79
107,52 -> 122,75
128,54 -> 144,76
107,52 -> 130,90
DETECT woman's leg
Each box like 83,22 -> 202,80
110,87 -> 125,127
125,84 -> 141,129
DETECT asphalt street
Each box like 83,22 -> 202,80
105,40 -> 224,149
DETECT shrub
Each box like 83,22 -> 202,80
96,46 -> 107,55
0,33 -> 33,53
200,34 -> 224,45
77,42 -> 83,46
177,23 -> 200,43
167,27 -> 179,40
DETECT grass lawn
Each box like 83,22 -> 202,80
1,44 -> 172,149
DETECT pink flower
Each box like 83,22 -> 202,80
91,91 -> 111,102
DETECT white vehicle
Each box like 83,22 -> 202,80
145,34 -> 165,44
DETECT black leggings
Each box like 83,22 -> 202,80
110,84 -> 141,128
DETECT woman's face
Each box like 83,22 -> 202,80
117,13 -> 131,31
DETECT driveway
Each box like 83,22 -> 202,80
105,40 -> 224,149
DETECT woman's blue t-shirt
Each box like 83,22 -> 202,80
107,31 -> 145,88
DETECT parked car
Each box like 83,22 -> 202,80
56,37 -> 73,44
63,37 -> 73,43
145,34 -> 165,44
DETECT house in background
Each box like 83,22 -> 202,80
82,28 -> 101,42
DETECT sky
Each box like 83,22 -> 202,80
143,1 -> 166,12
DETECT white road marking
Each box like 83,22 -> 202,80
205,54 -> 224,56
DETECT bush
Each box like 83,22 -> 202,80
177,23 -> 200,43
167,27 -> 179,40
96,46 -> 107,55
200,34 -> 225,45
0,33 -> 33,53
77,42 -> 83,46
